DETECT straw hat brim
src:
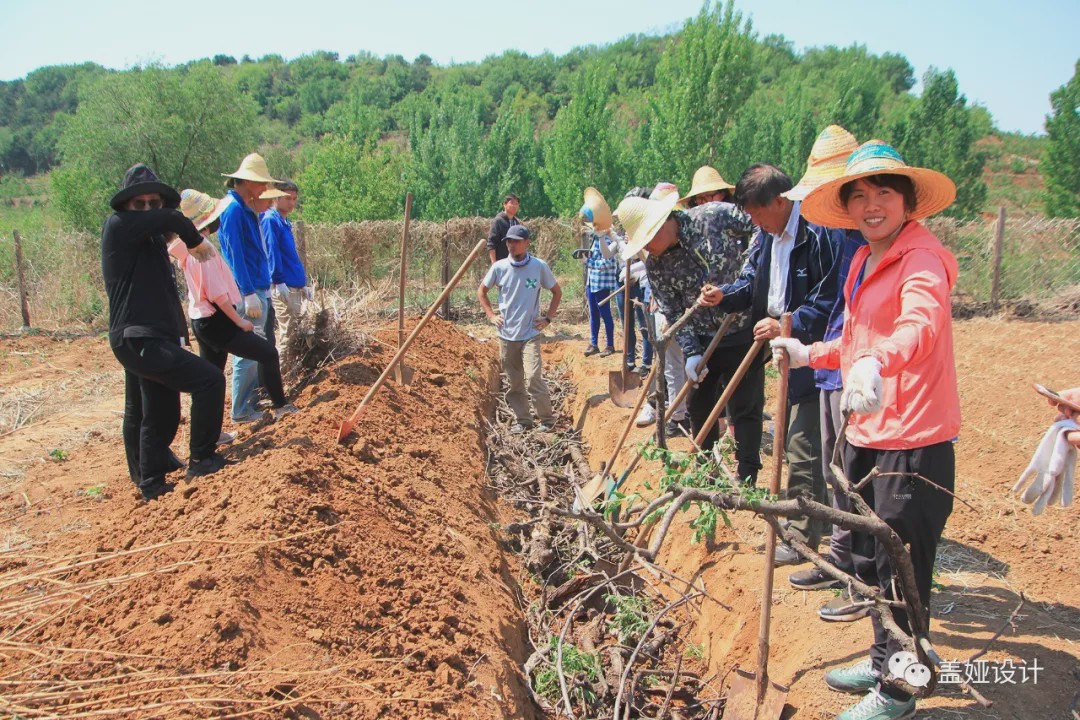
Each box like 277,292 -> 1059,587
196,197 -> 231,231
679,179 -> 735,205
259,187 -> 289,199
783,161 -> 849,202
618,193 -> 680,260
801,167 -> 957,230
221,168 -> 282,184
110,181 -> 181,212
583,187 -> 613,232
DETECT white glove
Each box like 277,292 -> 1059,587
303,285 -> 314,301
841,357 -> 883,415
685,354 -> 708,384
1015,420 -> 1079,515
770,337 -> 810,369
189,239 -> 217,262
629,260 -> 647,284
243,293 -> 262,320
273,283 -> 288,300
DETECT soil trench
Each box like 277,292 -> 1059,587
0,319 -> 539,719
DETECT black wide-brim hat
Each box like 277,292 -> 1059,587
110,163 -> 182,212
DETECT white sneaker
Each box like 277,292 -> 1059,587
216,431 -> 236,446
635,404 -> 657,427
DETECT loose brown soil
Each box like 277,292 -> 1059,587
2,316 -> 1078,719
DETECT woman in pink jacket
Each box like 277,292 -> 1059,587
773,140 -> 959,720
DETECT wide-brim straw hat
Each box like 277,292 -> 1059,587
801,140 -> 957,230
783,125 -> 860,201
581,187 -> 612,232
221,153 -> 281,184
180,189 -> 229,231
680,166 -> 734,204
259,187 -> 289,199
613,192 -> 680,260
110,163 -> 181,212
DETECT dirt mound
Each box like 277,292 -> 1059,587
0,320 -> 537,719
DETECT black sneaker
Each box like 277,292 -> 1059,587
664,416 -> 691,437
638,364 -> 652,378
166,450 -> 186,473
584,345 -> 600,357
819,590 -> 871,622
139,478 -> 174,501
790,566 -> 843,591
185,453 -> 231,481
599,347 -> 615,358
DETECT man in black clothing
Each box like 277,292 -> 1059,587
486,193 -> 520,264
102,164 -> 228,501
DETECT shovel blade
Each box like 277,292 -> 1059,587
393,363 -> 415,387
575,472 -> 609,511
724,669 -> 789,720
608,369 -> 642,408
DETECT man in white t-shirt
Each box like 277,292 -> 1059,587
477,225 -> 562,433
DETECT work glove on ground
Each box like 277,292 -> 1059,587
242,293 -> 262,320
189,239 -> 217,262
685,354 -> 707,384
841,357 -> 883,415
1014,419 -> 1078,515
770,337 -> 810,369
273,283 -> 288,300
303,285 -> 314,301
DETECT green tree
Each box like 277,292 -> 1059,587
638,0 -> 758,182
1043,60 -> 1080,217
540,62 -> 628,216
297,135 -> 407,222
482,95 -> 550,216
891,68 -> 987,219
52,62 -> 258,230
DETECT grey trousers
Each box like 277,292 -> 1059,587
783,394 -> 826,548
821,388 -> 854,573
499,336 -> 553,426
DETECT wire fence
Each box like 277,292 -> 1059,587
2,211 -> 1078,331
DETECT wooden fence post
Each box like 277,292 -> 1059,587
296,219 -> 308,273
12,230 -> 31,329
440,221 -> 451,320
990,206 -> 1006,310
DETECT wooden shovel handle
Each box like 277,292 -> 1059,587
338,238 -> 486,442
398,192 -> 412,348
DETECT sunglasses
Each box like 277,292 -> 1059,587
129,198 -> 164,211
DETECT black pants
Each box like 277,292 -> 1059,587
192,312 -> 287,408
844,440 -> 954,699
688,340 -> 766,484
114,337 -> 225,487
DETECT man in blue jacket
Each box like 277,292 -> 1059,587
704,164 -> 839,565
262,180 -> 311,347
217,153 -> 281,423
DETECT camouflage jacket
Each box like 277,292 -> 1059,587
646,202 -> 755,357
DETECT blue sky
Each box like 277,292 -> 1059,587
2,0 -> 1076,135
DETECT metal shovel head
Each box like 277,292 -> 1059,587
608,369 -> 642,408
393,362 -> 415,387
724,668 -> 789,720
576,472 -> 609,511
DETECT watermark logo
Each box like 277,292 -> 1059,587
886,652 -> 1042,686
887,652 -> 931,687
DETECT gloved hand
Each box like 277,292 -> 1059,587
629,260 -> 647,284
770,337 -> 810,369
243,293 -> 262,320
685,354 -> 708,384
1014,419 -> 1079,514
273,283 -> 288,300
579,205 -> 594,223
189,239 -> 217,262
841,357 -> 883,415
303,285 -> 314,301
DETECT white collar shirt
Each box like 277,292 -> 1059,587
766,200 -> 801,318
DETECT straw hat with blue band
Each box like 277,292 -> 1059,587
800,140 -> 957,230
613,192 -> 680,261
783,125 -> 859,202
580,187 -> 613,232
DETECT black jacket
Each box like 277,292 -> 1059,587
718,213 -> 839,403
486,211 -> 520,261
101,209 -> 205,347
